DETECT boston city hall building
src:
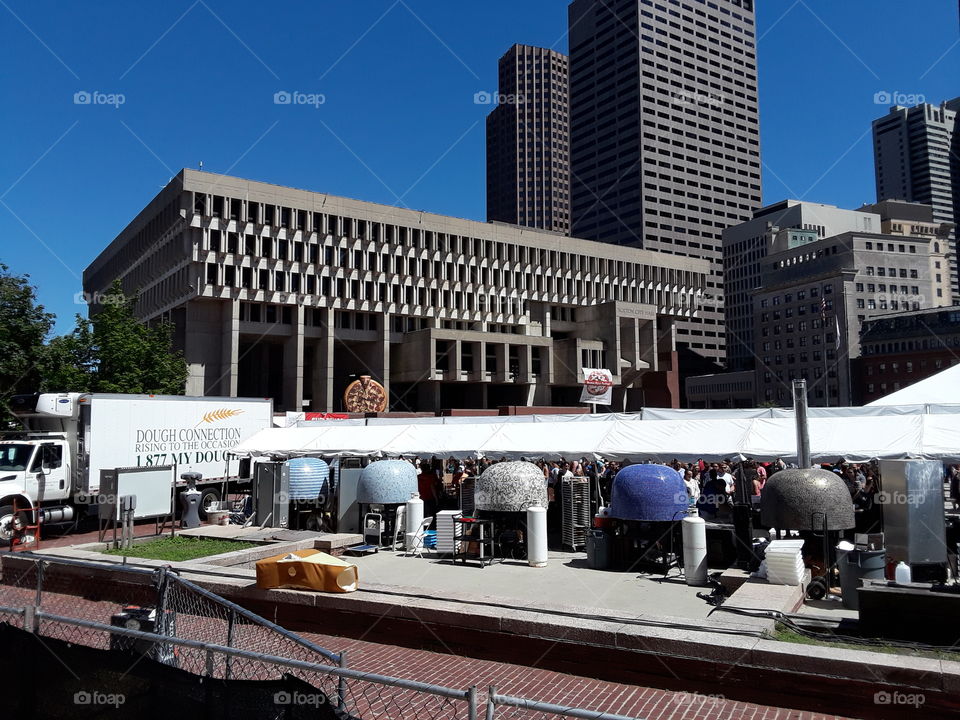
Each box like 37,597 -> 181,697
84,170 -> 710,412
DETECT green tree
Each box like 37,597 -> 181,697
43,280 -> 187,395
0,264 -> 54,427
41,317 -> 94,392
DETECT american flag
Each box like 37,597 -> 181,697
820,295 -> 827,321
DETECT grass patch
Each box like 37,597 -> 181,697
102,536 -> 258,562
772,622 -> 960,661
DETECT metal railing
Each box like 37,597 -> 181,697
0,553 -> 642,719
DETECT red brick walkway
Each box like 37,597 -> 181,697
302,630 -> 850,720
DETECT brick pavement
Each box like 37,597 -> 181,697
302,629 -> 853,720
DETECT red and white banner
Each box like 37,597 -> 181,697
580,368 -> 613,406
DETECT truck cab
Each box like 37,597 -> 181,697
0,438 -> 72,540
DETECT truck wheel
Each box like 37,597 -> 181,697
198,489 -> 221,520
0,505 -> 28,543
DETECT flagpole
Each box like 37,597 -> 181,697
821,288 -> 829,407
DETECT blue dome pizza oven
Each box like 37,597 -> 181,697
357,460 -> 418,505
284,457 -> 330,502
608,464 -> 688,522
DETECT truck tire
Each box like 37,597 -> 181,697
198,488 -> 221,520
0,504 -> 28,543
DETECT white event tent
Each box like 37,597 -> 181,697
233,411 -> 960,463
238,365 -> 960,462
867,363 -> 960,408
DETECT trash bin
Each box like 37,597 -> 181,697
837,546 -> 886,610
587,530 -> 609,569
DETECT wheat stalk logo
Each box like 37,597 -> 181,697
202,408 -> 244,423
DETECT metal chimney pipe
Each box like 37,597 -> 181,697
793,379 -> 811,468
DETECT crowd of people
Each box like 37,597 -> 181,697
401,454 -> 902,535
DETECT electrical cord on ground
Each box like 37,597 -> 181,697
713,605 -> 958,654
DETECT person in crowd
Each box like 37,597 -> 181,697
697,468 -> 728,519
755,461 -> 767,487
841,465 -> 861,498
683,468 -> 700,505
417,459 -> 442,519
718,462 -> 736,498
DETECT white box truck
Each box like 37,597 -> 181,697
0,393 -> 273,539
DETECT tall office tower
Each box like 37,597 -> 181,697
873,99 -> 960,302
486,44 -> 570,234
568,0 -> 762,375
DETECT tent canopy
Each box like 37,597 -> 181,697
867,363 -> 960,407
232,412 -> 960,463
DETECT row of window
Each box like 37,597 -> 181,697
204,263 -> 693,314
199,207 -> 699,286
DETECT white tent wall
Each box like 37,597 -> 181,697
231,411 -> 960,462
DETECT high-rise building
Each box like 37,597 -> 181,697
567,0 -> 762,374
486,44 -> 570,234
872,98 -> 960,299
752,228 -> 947,407
722,201 -> 882,372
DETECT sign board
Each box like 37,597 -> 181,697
580,368 -> 613,406
343,375 -> 388,413
98,465 -> 175,520
86,396 -> 272,493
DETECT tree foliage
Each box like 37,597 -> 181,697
0,264 -> 55,426
43,280 -> 188,395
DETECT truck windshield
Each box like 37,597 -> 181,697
0,444 -> 35,472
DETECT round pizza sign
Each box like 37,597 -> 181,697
343,375 -> 388,413
584,370 -> 613,396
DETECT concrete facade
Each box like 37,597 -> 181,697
685,370 -> 755,409
873,99 -> 960,298
567,0 -> 762,370
83,170 -> 711,411
486,44 -> 570,235
854,306 -> 960,404
722,201 -> 882,372
752,231 -> 947,407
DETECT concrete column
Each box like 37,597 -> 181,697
477,340 -> 487,378
450,339 -> 462,380
283,304 -> 305,411
519,344 -> 532,383
640,317 -> 659,372
621,317 -> 640,375
495,343 -> 508,383
377,313 -> 391,402
183,300 -> 225,396
219,299 -> 239,397
312,307 -> 335,412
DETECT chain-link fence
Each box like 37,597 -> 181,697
0,553 -> 640,720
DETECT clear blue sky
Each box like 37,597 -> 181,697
1,0 -> 958,333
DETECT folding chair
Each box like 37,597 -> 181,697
406,517 -> 434,558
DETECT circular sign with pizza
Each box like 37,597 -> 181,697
343,375 -> 388,413
584,370 -> 613,396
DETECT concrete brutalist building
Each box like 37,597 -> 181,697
83,170 -> 711,412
